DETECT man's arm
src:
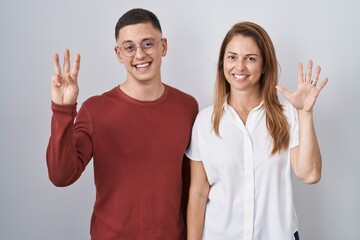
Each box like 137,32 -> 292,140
46,49 -> 92,186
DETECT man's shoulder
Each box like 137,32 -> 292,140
165,84 -> 197,104
165,85 -> 199,119
81,86 -> 119,108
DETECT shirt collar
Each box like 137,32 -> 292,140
223,94 -> 264,113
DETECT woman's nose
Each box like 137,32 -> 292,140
235,60 -> 246,70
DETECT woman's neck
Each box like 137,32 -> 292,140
228,91 -> 262,124
228,91 -> 262,113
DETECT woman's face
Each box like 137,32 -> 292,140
223,35 -> 264,93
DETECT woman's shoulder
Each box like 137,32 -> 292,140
194,105 -> 214,123
198,105 -> 214,116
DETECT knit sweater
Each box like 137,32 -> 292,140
46,85 -> 198,239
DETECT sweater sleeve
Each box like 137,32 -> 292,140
46,102 -> 93,187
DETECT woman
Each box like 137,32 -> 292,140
186,22 -> 328,240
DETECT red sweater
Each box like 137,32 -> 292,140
46,85 -> 198,239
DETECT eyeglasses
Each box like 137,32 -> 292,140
117,39 -> 163,58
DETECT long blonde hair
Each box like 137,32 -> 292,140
212,22 -> 289,155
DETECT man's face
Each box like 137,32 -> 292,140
115,22 -> 167,84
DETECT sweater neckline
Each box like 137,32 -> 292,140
114,84 -> 169,105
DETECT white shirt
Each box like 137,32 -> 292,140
186,99 -> 300,240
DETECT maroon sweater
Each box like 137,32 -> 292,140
46,85 -> 198,239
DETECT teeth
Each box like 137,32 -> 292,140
136,63 -> 150,68
233,74 -> 247,79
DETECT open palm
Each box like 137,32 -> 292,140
276,60 -> 328,112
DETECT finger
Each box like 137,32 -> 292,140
276,85 -> 291,100
64,72 -> 73,85
63,49 -> 70,74
53,53 -> 62,75
71,53 -> 81,80
316,78 -> 328,91
312,66 -> 321,84
305,60 -> 313,83
297,63 -> 304,84
51,74 -> 61,87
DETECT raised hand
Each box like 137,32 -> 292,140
276,60 -> 328,112
51,49 -> 80,105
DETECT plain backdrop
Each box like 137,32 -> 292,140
0,0 -> 359,239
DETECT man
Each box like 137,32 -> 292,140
47,8 -> 198,239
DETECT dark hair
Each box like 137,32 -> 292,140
115,8 -> 162,40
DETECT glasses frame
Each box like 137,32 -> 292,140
117,38 -> 164,58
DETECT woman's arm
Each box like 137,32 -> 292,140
277,60 -> 328,184
290,111 -> 322,184
187,160 -> 210,240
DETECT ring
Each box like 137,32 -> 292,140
310,80 -> 317,86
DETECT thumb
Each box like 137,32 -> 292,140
276,85 -> 291,100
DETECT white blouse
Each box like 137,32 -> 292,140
186,99 -> 300,240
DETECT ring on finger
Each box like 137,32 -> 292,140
310,80 -> 317,86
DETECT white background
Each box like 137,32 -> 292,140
0,0 -> 359,239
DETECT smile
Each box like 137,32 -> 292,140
135,62 -> 150,69
233,74 -> 248,80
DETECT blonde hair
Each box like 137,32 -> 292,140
212,22 -> 289,155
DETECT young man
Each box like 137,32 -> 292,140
47,8 -> 198,239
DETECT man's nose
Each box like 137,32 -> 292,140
134,46 -> 147,58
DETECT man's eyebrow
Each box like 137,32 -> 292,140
120,40 -> 133,45
120,37 -> 155,45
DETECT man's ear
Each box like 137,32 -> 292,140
161,38 -> 168,57
114,46 -> 124,64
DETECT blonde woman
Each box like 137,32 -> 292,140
186,22 -> 328,240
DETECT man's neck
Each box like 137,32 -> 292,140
120,80 -> 165,101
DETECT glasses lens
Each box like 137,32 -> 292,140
121,44 -> 135,57
141,41 -> 155,51
120,39 -> 161,57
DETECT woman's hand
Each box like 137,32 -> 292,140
276,60 -> 328,112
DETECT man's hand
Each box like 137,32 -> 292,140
51,49 -> 80,105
